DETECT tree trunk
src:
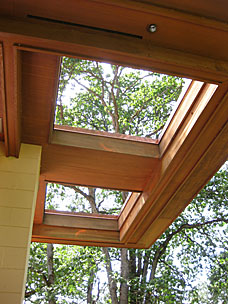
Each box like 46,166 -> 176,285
86,187 -> 119,304
119,248 -> 129,304
129,250 -> 137,304
87,270 -> 94,304
103,247 -> 119,304
144,251 -> 160,304
47,243 -> 56,304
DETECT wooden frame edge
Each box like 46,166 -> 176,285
51,127 -> 159,158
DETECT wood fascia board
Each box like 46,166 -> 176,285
0,42 -> 21,157
158,80 -> 205,151
51,127 -> 159,158
119,83 -> 227,244
117,81 -> 207,232
54,125 -> 158,144
32,223 -> 120,244
41,144 -> 159,192
33,176 -> 46,224
0,45 -> 5,141
31,234 -> 145,249
48,60 -> 61,143
140,114 -> 228,247
0,17 -> 228,82
43,212 -> 118,231
32,217 -> 146,248
160,83 -> 218,161
118,192 -> 142,229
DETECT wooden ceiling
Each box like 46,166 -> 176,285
0,0 -> 228,248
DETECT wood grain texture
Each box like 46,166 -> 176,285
120,83 -> 228,244
32,224 -> 120,243
140,117 -> 228,247
21,51 -> 60,145
0,16 -> 228,82
54,125 -> 158,144
33,176 -> 46,224
52,128 -> 159,158
31,235 -> 146,249
140,0 -> 228,23
1,0 -> 228,248
0,43 -> 21,157
159,81 -> 205,152
41,144 -> 159,191
43,212 -> 118,231
118,192 -> 141,229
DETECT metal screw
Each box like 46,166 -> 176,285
148,24 -> 157,33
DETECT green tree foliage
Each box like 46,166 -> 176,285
56,57 -> 183,137
207,250 -> 228,303
25,243 -> 103,303
25,58 -> 228,304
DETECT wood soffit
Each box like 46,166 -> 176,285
0,0 -> 228,248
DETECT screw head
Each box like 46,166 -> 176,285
148,24 -> 157,33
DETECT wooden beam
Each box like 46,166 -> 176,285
118,192 -> 142,229
32,223 -> 120,244
140,116 -> 228,248
33,176 -> 46,224
32,215 -> 147,248
31,234 -> 146,249
0,16 -> 228,82
52,126 -> 159,158
119,83 -> 228,244
43,211 -> 118,231
159,80 -> 205,149
0,42 -> 21,157
0,46 -> 5,142
21,51 -> 60,145
41,144 -> 159,192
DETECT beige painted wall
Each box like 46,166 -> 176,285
0,143 -> 41,304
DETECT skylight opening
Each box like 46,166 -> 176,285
45,183 -> 136,216
55,57 -> 191,139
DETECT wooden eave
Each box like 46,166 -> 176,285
0,0 -> 228,248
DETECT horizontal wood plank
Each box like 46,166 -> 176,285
0,16 -> 228,82
32,224 -> 120,243
54,125 -> 158,144
31,236 -> 146,249
41,144 -> 159,191
43,212 -> 118,231
52,128 -> 159,158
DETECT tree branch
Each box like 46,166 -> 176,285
149,217 -> 228,283
25,289 -> 39,299
111,66 -> 120,133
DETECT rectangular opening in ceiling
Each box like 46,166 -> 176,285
54,57 -> 191,140
45,183 -> 137,216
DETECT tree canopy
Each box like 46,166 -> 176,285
24,57 -> 228,304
